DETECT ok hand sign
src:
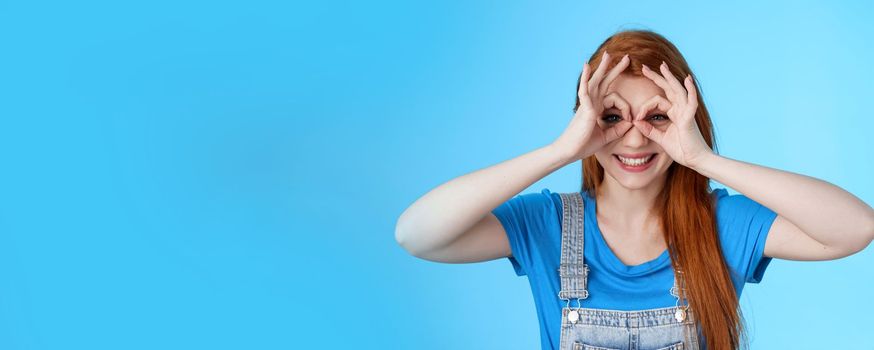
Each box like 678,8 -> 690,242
634,62 -> 714,168
551,52 -> 635,162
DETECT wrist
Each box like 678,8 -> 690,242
689,152 -> 719,177
544,142 -> 577,168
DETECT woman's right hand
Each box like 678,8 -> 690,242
551,52 -> 634,162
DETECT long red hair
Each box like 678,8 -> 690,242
576,30 -> 748,350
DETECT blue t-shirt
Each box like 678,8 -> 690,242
491,187 -> 778,350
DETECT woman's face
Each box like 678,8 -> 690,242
594,73 -> 674,190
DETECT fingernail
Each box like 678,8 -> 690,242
642,64 -> 650,71
623,54 -> 629,60
661,61 -> 667,67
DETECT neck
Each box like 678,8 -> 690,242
594,174 -> 667,238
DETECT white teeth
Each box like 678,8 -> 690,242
617,154 -> 654,166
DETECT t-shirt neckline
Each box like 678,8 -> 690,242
580,190 -> 670,276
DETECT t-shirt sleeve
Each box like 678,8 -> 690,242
490,188 -> 555,277
713,188 -> 779,284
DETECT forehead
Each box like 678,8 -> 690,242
604,73 -> 665,108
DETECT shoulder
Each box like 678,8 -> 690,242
494,188 -> 590,228
711,187 -> 746,227
710,186 -> 778,253
528,188 -> 563,220
711,187 -> 774,222
493,188 -> 561,222
503,188 -> 560,208
710,187 -> 733,210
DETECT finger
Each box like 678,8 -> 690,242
659,61 -> 687,101
602,92 -> 632,121
604,120 -> 633,143
640,65 -> 675,99
684,74 -> 698,107
635,94 -> 672,122
578,63 -> 591,101
588,51 -> 612,95
633,119 -> 665,144
598,54 -> 630,96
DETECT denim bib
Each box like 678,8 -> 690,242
557,192 -> 701,350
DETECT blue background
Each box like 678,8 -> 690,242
1,0 -> 872,349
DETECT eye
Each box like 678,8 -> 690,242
647,114 -> 669,122
601,113 -> 622,124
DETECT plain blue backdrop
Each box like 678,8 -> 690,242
1,0 -> 872,349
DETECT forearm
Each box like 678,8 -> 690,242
693,153 -> 874,251
395,143 -> 572,255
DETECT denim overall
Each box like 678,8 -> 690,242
557,192 -> 701,350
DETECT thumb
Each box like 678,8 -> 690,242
634,120 -> 664,144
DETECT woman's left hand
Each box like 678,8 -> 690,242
635,62 -> 714,168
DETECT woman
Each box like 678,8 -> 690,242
394,30 -> 874,350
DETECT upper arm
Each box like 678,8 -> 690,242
412,212 -> 513,264
416,189 -> 553,277
763,214 -> 854,261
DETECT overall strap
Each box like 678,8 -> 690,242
557,191 -> 588,300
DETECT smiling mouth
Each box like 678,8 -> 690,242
614,153 -> 656,166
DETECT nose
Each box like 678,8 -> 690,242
620,122 -> 650,148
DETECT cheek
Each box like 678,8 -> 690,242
593,153 -> 608,165
593,152 -> 615,169
658,153 -> 673,167
642,119 -> 670,132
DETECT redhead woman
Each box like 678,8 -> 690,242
394,30 -> 874,350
